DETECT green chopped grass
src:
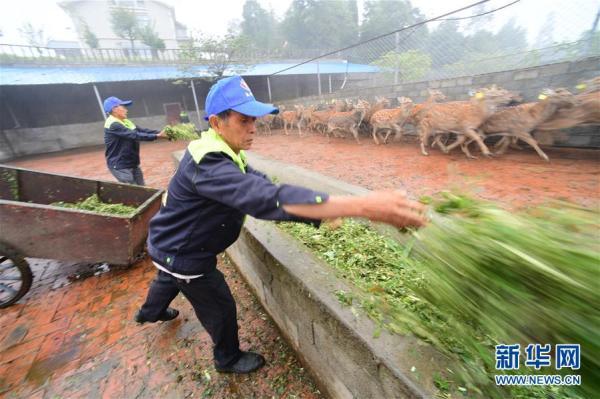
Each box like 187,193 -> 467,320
279,193 -> 598,398
164,123 -> 200,141
52,194 -> 137,216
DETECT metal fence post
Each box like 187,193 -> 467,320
93,84 -> 106,120
394,31 -> 400,85
317,60 -> 322,96
191,79 -> 202,125
267,76 -> 272,103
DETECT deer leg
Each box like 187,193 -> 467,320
382,128 -> 392,144
515,133 -> 550,162
493,136 -> 508,150
419,125 -> 431,156
351,126 -> 360,144
393,118 -> 410,143
494,135 -> 512,155
371,125 -> 380,145
325,126 -> 332,142
509,137 -> 523,150
386,124 -> 402,144
460,139 -> 478,159
443,134 -> 468,153
432,134 -> 448,153
464,128 -> 491,157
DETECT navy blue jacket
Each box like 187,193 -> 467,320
104,116 -> 158,169
147,132 -> 328,276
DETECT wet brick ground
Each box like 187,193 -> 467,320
1,139 -> 322,399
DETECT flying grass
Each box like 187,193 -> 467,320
52,194 -> 137,216
279,193 -> 598,398
163,123 -> 200,141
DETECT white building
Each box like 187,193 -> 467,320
58,0 -> 189,50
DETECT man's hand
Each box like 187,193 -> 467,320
360,191 -> 426,229
156,130 -> 168,139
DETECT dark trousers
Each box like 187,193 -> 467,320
139,269 -> 241,367
109,166 -> 145,185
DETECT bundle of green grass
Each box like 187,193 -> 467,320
52,194 -> 137,216
281,193 -> 598,398
163,123 -> 200,141
413,194 -> 598,397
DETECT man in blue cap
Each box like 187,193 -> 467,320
134,75 -> 425,374
103,96 -> 167,185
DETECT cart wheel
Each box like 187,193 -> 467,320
0,243 -> 33,308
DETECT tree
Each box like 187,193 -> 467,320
360,0 -> 425,42
178,30 -> 251,80
465,29 -> 497,54
372,49 -> 431,82
425,20 -> 466,68
495,18 -> 527,52
534,12 -> 556,49
82,23 -> 99,49
138,24 -> 165,58
281,0 -> 359,51
241,0 -> 281,52
18,22 -> 46,47
465,3 -> 494,34
110,7 -> 139,52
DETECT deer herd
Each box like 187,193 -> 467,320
256,76 -> 599,161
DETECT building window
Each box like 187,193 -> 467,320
136,14 -> 150,26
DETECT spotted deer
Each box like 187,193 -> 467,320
534,77 -> 600,133
256,114 -> 274,135
416,86 -> 517,157
406,89 -> 447,127
462,88 -> 577,161
369,97 -> 414,145
281,105 -> 303,136
326,101 -> 368,143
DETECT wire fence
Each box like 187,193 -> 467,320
271,0 -> 600,94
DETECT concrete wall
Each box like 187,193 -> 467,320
282,57 -> 599,105
170,151 -> 454,398
0,112 -> 206,162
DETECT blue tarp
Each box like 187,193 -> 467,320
0,62 -> 378,86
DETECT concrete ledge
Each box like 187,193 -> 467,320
228,219 -> 444,398
173,150 -> 448,398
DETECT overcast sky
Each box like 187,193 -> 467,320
0,0 -> 597,46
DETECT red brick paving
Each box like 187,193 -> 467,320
2,140 -> 322,398
251,131 -> 599,209
2,131 -> 598,398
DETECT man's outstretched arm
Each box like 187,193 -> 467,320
283,191 -> 426,229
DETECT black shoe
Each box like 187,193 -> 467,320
215,351 -> 266,374
134,308 -> 179,324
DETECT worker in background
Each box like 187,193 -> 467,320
103,96 -> 167,185
134,75 -> 426,374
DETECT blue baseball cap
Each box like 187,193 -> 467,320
204,76 -> 278,121
103,96 -> 133,114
